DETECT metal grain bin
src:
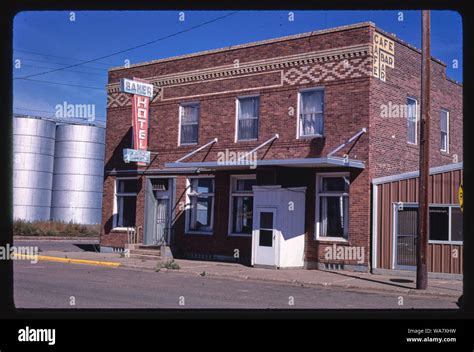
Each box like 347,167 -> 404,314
13,116 -> 56,221
51,124 -> 105,224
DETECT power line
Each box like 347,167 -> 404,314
15,77 -> 104,90
16,64 -> 107,77
16,11 -> 239,80
14,107 -> 106,119
14,49 -> 116,66
14,57 -> 107,71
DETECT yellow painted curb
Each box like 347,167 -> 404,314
13,254 -> 121,268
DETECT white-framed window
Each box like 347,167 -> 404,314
440,109 -> 449,152
186,177 -> 214,234
429,205 -> 462,243
407,97 -> 418,144
396,204 -> 462,244
297,88 -> 324,138
236,96 -> 259,141
179,102 -> 199,145
316,173 -> 350,240
113,178 -> 138,229
228,175 -> 256,236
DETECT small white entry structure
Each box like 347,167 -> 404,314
251,186 -> 306,269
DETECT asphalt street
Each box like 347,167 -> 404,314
14,260 -> 458,309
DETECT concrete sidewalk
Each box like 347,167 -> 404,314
27,250 -> 462,299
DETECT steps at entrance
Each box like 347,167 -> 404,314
129,248 -> 161,260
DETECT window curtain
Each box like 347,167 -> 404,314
239,98 -> 259,140
301,91 -> 323,135
181,105 -> 198,143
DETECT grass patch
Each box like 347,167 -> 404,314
13,219 -> 100,237
156,259 -> 180,272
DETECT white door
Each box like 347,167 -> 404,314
253,207 -> 277,266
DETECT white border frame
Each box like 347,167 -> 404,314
113,176 -> 139,231
296,87 -> 324,139
178,102 -> 200,146
315,172 -> 350,242
185,175 -> 215,235
228,174 -> 257,237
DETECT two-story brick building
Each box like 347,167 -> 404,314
101,22 -> 463,274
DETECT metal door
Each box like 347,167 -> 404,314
394,205 -> 418,270
155,197 -> 170,245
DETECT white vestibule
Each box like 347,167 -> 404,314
251,186 -> 306,269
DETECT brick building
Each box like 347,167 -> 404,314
101,22 -> 463,273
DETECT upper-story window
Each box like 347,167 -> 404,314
298,88 -> 324,137
407,98 -> 418,144
179,103 -> 199,145
440,109 -> 449,152
236,96 -> 259,141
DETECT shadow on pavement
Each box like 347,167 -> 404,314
73,243 -> 100,252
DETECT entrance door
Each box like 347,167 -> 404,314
155,197 -> 170,245
394,205 -> 417,270
144,178 -> 173,246
253,208 -> 277,267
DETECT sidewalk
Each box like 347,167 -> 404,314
30,250 -> 462,299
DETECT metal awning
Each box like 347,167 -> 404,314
164,156 -> 365,170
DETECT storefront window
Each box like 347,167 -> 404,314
115,179 -> 138,228
428,206 -> 463,243
187,178 -> 214,233
317,174 -> 350,239
230,176 -> 256,235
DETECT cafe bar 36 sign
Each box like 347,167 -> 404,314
120,78 -> 153,165
372,32 -> 395,82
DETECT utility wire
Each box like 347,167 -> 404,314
14,49 -> 116,66
15,77 -> 103,90
15,57 -> 107,71
15,11 -> 238,80
16,64 -> 107,76
14,107 -> 105,119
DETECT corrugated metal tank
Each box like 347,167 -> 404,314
51,124 -> 105,224
13,116 -> 56,221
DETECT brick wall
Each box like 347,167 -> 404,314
101,22 -> 462,270
369,27 -> 463,179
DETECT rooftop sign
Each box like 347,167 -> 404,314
120,78 -> 154,98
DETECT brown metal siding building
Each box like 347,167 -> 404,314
372,163 -> 463,275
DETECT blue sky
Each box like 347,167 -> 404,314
13,10 -> 463,124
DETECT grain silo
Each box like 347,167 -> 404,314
51,124 -> 105,224
13,116 -> 56,221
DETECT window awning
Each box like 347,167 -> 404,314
164,156 -> 365,170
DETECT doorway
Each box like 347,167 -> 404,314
144,178 -> 174,246
252,207 -> 277,267
393,204 -> 417,270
